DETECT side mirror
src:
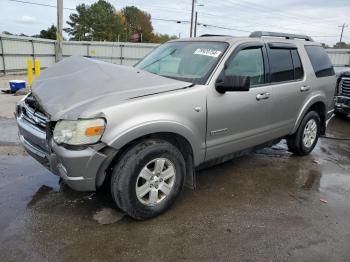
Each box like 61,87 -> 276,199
215,75 -> 250,93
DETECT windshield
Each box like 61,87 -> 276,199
135,41 -> 228,84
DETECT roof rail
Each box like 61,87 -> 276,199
199,34 -> 230,37
249,31 -> 313,41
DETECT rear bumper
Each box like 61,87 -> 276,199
16,108 -> 114,191
335,96 -> 350,114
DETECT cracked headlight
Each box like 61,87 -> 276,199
53,118 -> 105,145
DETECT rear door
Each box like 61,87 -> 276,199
304,45 -> 336,113
206,42 -> 274,160
266,42 -> 310,138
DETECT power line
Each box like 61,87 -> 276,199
6,0 -> 251,34
152,18 -> 251,33
6,0 -> 346,41
8,0 -> 75,11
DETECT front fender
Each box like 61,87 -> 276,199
291,95 -> 327,134
103,120 -> 205,166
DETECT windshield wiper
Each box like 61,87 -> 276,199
141,49 -> 177,70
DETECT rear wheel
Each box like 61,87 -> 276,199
287,111 -> 320,156
110,139 -> 185,220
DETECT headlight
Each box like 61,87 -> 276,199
53,118 -> 105,145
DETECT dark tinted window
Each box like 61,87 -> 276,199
291,49 -> 304,80
305,45 -> 335,78
269,49 -> 294,82
225,47 -> 265,86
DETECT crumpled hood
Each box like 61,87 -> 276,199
31,56 -> 191,120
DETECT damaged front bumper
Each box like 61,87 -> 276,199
16,100 -> 116,191
335,96 -> 350,114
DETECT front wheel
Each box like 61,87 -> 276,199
287,111 -> 321,156
110,139 -> 186,220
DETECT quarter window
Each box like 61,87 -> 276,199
305,45 -> 335,78
224,47 -> 265,86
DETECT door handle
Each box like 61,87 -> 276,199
300,85 -> 310,92
256,92 -> 270,101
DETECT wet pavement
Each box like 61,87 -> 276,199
0,116 -> 350,262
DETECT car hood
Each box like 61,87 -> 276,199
31,56 -> 191,121
338,70 -> 350,78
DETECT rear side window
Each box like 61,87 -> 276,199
305,45 -> 335,78
268,49 -> 294,82
291,49 -> 304,80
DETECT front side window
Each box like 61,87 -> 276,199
224,47 -> 265,86
135,41 -> 228,84
269,49 -> 294,83
305,45 -> 335,78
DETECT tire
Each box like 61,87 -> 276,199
287,111 -> 321,156
110,139 -> 186,220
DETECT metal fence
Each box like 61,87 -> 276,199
1,33 -> 350,74
326,49 -> 350,68
0,34 -> 159,74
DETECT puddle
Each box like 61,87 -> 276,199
93,208 -> 125,225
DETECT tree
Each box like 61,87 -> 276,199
89,0 -> 122,41
64,1 -> 177,43
333,42 -> 350,49
151,33 -> 178,43
121,6 -> 154,42
36,25 -> 57,40
64,4 -> 92,40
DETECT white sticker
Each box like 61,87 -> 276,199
194,48 -> 222,58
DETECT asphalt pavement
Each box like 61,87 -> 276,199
0,115 -> 350,262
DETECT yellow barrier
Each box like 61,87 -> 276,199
34,59 -> 41,77
27,59 -> 33,87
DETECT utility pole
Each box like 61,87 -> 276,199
338,23 -> 348,43
190,0 -> 195,37
194,12 -> 198,37
56,0 -> 63,62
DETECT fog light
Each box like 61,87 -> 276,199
16,105 -> 22,116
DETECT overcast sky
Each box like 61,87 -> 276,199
0,0 -> 349,45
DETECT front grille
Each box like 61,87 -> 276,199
340,77 -> 350,97
21,95 -> 49,131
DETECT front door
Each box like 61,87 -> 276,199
206,43 -> 274,161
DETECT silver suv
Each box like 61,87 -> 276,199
16,31 -> 336,219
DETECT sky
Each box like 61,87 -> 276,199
0,0 -> 349,46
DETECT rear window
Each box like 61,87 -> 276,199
305,45 -> 335,78
268,49 -> 294,82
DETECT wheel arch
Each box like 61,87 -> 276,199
291,97 -> 327,135
100,131 -> 200,190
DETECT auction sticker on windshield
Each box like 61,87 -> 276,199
194,48 -> 222,58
